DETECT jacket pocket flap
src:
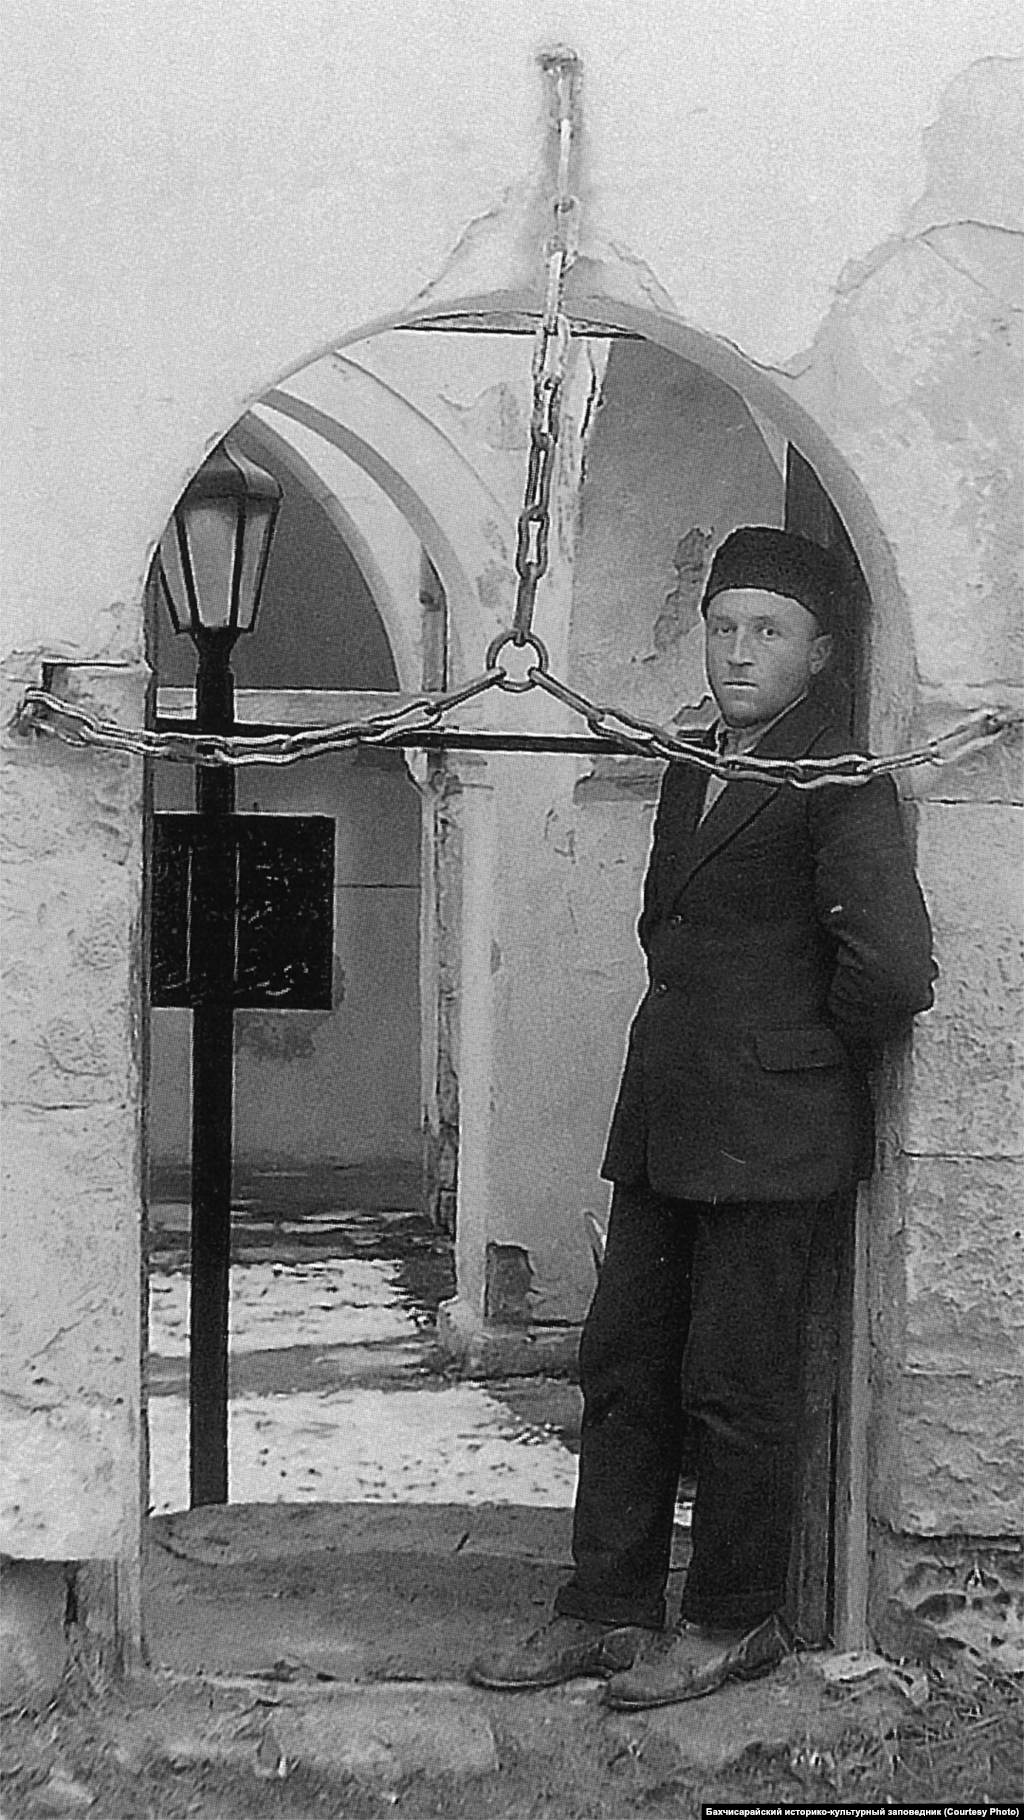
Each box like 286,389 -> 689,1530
755,1028 -> 848,1071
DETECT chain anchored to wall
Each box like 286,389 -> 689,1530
14,659 -> 1021,791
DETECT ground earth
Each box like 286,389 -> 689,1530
2,1504 -> 1020,1819
2,1644 -> 1020,1818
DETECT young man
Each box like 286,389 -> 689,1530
470,526 -> 937,1707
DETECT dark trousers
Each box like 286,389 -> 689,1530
555,1181 -> 823,1633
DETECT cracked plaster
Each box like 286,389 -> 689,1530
784,58 -> 1022,701
908,57 -> 1023,236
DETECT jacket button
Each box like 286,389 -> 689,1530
669,914 -> 683,928
654,982 -> 668,996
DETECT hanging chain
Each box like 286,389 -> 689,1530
508,50 -> 581,648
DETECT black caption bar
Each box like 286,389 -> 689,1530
702,1807 -> 1023,1819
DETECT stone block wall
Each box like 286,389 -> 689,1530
866,797 -> 1023,1668
1,663 -> 146,1606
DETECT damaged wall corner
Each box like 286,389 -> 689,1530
484,1244 -> 534,1326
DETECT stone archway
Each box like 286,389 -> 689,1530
144,273 -> 909,744
348,286 -> 915,749
133,274 -> 913,1657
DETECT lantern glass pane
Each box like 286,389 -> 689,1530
157,521 -> 190,632
184,502 -> 238,629
235,503 -> 275,631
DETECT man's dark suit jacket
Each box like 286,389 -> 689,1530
602,693 -> 937,1205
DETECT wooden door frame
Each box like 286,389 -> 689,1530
784,447 -> 871,1648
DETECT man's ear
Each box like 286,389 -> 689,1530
809,633 -> 833,677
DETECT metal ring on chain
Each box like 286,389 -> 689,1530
485,630 -> 551,691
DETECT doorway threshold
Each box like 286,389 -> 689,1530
145,1501 -> 691,1685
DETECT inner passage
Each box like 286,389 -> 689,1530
147,1189 -> 583,1511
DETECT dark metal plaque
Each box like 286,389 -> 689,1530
151,814 -> 335,1010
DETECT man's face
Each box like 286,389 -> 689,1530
704,589 -> 832,728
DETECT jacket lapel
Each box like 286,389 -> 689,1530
665,694 -> 833,902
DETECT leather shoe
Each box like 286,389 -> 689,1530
468,1615 -> 646,1691
604,1613 -> 790,1710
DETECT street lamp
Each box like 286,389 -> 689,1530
155,435 -> 282,1506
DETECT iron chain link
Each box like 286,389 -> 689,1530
15,670 -> 505,770
15,668 -> 1020,790
511,52 -> 581,644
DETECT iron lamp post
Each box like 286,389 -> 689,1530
154,436 -> 282,1507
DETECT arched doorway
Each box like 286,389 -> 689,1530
141,288 -> 899,1655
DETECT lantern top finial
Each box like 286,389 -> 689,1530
183,438 -> 284,509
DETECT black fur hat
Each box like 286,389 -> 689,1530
701,527 -> 847,635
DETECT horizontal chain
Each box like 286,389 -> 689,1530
14,671 -> 506,769
524,667 -> 1021,790
14,656 -> 1020,789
